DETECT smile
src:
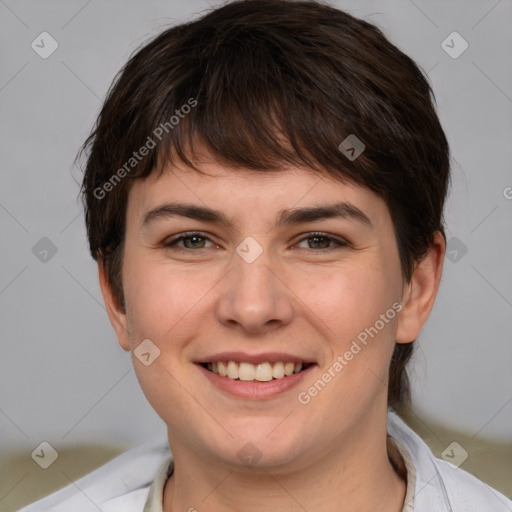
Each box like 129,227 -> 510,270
201,361 -> 312,382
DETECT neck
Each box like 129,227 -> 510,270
163,409 -> 406,512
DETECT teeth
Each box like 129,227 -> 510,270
218,361 -> 227,377
255,362 -> 273,381
239,362 -> 255,381
284,362 -> 295,376
272,361 -> 285,379
227,361 -> 239,379
204,360 -> 305,381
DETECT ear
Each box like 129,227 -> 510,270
396,231 -> 445,343
97,260 -> 131,351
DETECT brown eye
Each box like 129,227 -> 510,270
163,232 -> 214,250
182,235 -> 206,249
307,235 -> 331,249
296,232 -> 349,251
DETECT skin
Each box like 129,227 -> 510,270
99,155 -> 445,512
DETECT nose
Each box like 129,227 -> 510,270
215,246 -> 294,335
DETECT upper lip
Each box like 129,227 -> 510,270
195,352 -> 316,365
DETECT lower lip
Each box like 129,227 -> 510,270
196,364 -> 315,399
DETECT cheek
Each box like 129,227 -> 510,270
299,270 -> 400,405
296,261 -> 399,343
122,254 -> 208,342
121,257 -> 205,423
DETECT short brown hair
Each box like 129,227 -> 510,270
79,0 -> 450,410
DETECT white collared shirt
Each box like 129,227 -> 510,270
18,410 -> 512,511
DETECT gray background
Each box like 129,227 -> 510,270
1,0 -> 511,502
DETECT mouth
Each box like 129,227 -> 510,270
198,360 -> 314,382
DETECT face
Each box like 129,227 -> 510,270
109,158 -> 410,471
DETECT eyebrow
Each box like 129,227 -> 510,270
141,201 -> 373,230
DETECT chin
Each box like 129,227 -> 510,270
206,425 -> 305,469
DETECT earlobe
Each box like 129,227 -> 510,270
97,261 -> 131,351
396,232 -> 445,344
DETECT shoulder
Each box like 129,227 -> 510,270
387,410 -> 512,512
17,437 -> 171,512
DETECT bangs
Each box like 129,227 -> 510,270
125,17 -> 379,184
88,1 -> 436,200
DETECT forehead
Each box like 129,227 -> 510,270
126,159 -> 390,231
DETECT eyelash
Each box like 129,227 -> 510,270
162,231 -> 349,253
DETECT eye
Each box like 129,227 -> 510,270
295,232 -> 349,251
162,232 -> 216,251
162,231 -> 349,253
